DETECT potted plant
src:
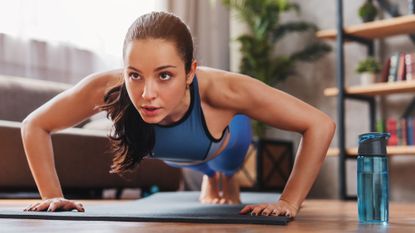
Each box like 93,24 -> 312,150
222,0 -> 330,191
356,57 -> 381,85
358,0 -> 378,22
222,0 -> 331,137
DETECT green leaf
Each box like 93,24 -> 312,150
356,56 -> 381,73
290,42 -> 332,62
269,56 -> 295,83
272,21 -> 318,42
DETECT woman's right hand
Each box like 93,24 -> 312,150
23,198 -> 85,212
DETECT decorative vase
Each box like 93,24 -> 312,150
360,72 -> 376,86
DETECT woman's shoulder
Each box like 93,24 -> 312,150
80,69 -> 123,92
75,69 -> 122,94
196,66 -> 251,108
69,69 -> 123,107
196,66 -> 251,86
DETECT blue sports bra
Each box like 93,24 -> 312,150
149,75 -> 229,163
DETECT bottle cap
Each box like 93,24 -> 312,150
358,132 -> 390,156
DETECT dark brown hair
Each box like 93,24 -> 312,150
100,11 -> 194,175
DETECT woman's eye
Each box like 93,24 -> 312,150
128,72 -> 140,80
160,72 -> 172,80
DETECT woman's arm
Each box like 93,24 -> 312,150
21,70 -> 122,211
207,70 -> 336,217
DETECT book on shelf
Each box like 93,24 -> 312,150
387,53 -> 400,83
386,118 -> 399,146
400,118 -> 407,146
397,53 -> 406,82
379,57 -> 390,83
405,53 -> 415,81
408,117 -> 414,146
382,52 -> 415,83
382,117 -> 415,146
376,119 -> 385,132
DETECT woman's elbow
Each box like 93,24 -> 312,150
21,115 -> 48,138
325,117 -> 336,136
21,117 -> 36,138
307,113 -> 336,138
318,115 -> 336,142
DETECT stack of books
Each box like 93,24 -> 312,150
377,117 -> 415,146
380,52 -> 415,83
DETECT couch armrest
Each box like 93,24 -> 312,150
0,120 -> 182,192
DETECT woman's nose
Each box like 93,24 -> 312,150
142,81 -> 157,100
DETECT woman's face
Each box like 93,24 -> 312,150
123,39 -> 196,125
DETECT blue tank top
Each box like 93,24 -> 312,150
149,75 -> 229,163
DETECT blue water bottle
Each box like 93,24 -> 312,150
357,132 -> 390,224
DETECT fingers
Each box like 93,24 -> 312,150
239,205 -> 254,214
240,203 -> 296,217
24,202 -> 40,211
73,202 -> 85,212
57,201 -> 85,212
25,201 -> 52,212
270,207 -> 290,217
47,200 -> 61,212
239,204 -> 267,216
262,206 -> 279,216
34,202 -> 51,211
24,199 -> 85,212
251,205 -> 268,216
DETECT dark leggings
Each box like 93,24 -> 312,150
164,114 -> 252,177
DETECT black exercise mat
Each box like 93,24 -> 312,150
0,191 -> 290,225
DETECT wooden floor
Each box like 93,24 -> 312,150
0,199 -> 415,233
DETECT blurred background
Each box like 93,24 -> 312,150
0,0 -> 414,201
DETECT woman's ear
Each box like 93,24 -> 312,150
186,59 -> 198,85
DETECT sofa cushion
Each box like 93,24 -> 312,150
0,120 -> 182,191
82,117 -> 113,133
0,75 -> 71,122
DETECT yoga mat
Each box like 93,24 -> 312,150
0,191 -> 290,225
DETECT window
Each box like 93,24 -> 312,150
0,0 -> 166,66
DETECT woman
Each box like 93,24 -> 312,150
21,11 -> 335,218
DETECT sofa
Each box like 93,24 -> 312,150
0,75 -> 182,198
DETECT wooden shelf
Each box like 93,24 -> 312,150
316,15 -> 415,40
327,146 -> 415,157
324,80 -> 415,97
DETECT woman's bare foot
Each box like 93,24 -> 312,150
220,173 -> 241,204
199,173 -> 221,204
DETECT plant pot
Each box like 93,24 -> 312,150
360,72 -> 376,86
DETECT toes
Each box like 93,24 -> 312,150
212,198 -> 221,204
200,197 -> 221,204
218,198 -> 225,205
218,197 -> 241,205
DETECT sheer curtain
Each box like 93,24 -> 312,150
0,0 -> 165,84
167,0 -> 230,70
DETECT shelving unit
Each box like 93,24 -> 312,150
324,81 -> 415,96
317,0 -> 415,200
317,14 -> 415,40
327,146 -> 415,157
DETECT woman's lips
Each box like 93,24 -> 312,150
141,107 -> 161,116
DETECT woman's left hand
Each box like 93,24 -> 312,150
239,199 -> 299,218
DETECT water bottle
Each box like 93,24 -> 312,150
357,132 -> 390,224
